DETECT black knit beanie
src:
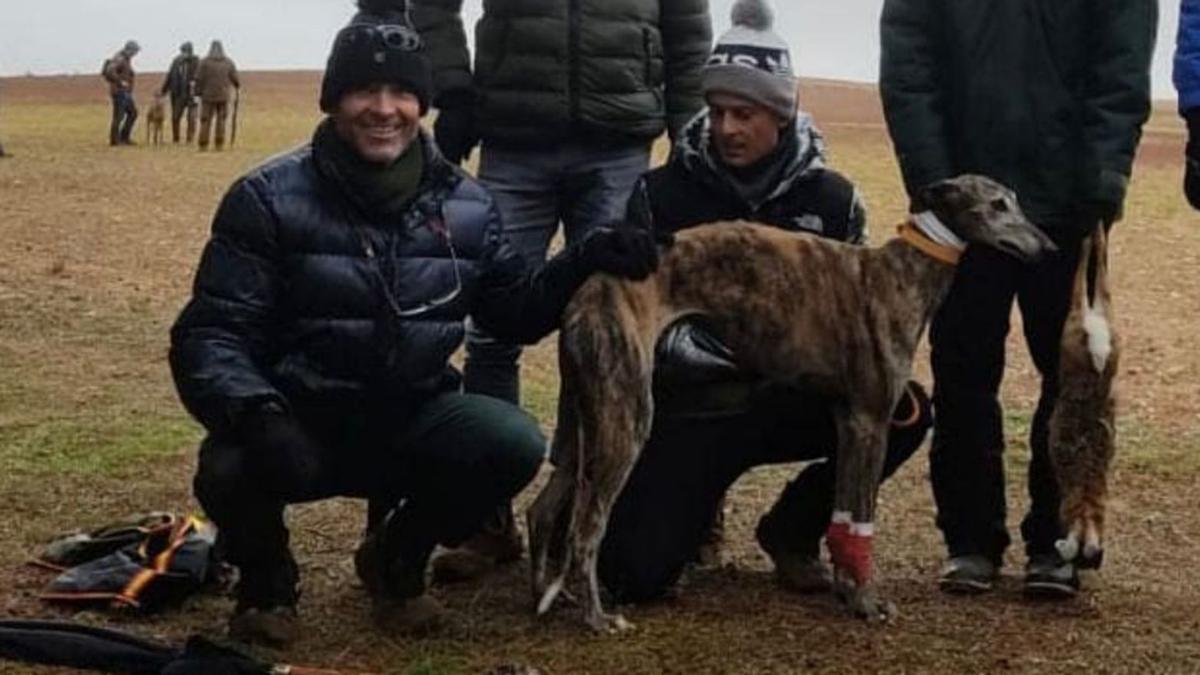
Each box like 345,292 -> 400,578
319,0 -> 433,114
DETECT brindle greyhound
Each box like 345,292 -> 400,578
526,174 -> 1057,632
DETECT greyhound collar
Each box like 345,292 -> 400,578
898,213 -> 964,265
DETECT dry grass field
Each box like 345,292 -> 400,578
1,71 -> 1199,674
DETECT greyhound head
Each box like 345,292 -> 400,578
918,174 -> 1056,263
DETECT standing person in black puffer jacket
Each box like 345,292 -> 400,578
881,0 -> 1156,599
169,0 -> 663,649
595,0 -> 931,604
411,0 -> 712,581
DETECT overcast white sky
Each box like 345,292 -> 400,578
0,0 -> 1184,99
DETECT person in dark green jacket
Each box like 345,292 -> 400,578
412,0 -> 711,581
880,0 -> 1156,598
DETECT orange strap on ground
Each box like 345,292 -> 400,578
896,221 -> 962,265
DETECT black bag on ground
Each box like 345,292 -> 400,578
33,513 -> 221,612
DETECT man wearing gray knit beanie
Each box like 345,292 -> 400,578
693,0 -> 800,173
595,0 -> 931,605
703,0 -> 798,124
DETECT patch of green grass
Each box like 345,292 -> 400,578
998,408 -> 1200,479
0,413 -> 202,477
522,370 -> 559,431
1114,416 -> 1200,476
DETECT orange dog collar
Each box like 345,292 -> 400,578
897,221 -> 962,265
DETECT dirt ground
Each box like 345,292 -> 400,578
1,72 -> 1199,674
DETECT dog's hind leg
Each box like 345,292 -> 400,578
566,310 -> 655,633
529,365 -> 581,615
569,407 -> 645,632
529,464 -> 576,613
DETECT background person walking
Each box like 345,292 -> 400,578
102,40 -> 140,146
195,40 -> 240,152
160,42 -> 200,144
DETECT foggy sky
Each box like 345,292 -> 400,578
0,0 -> 1183,99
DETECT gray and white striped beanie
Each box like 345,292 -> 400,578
701,0 -> 797,120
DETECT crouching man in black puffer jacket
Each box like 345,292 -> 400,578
169,0 -> 662,649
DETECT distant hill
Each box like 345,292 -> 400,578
2,70 -> 1180,167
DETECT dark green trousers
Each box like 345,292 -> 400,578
193,391 -> 545,608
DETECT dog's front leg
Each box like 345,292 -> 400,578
827,412 -> 895,622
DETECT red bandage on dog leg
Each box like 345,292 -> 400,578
826,517 -> 874,585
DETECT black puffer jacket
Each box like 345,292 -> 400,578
880,0 -> 1157,228
160,53 -> 198,101
627,111 -> 866,417
170,131 -> 591,433
628,111 -> 866,242
413,0 -> 712,146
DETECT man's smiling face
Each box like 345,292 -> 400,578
333,83 -> 422,164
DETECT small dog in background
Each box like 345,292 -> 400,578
1050,223 -> 1120,570
145,93 -> 166,146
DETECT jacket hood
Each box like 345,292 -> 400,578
672,109 -> 826,208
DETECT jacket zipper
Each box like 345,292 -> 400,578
568,0 -> 581,124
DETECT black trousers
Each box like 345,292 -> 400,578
169,95 -> 197,144
598,382 -> 932,602
193,392 -> 545,608
929,230 -> 1083,564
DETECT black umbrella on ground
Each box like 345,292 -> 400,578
0,620 -> 373,674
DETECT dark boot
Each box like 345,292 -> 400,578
228,606 -> 299,648
755,495 -> 830,594
1023,554 -> 1079,599
430,503 -> 523,584
227,555 -> 301,648
355,504 -> 447,635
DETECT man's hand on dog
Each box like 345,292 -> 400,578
579,224 -> 673,281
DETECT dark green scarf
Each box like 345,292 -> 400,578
312,118 -> 425,219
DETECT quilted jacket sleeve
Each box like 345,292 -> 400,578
169,177 -> 287,432
469,199 -> 593,345
1081,0 -> 1157,211
411,0 -> 474,105
879,0 -> 955,200
661,0 -> 713,141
